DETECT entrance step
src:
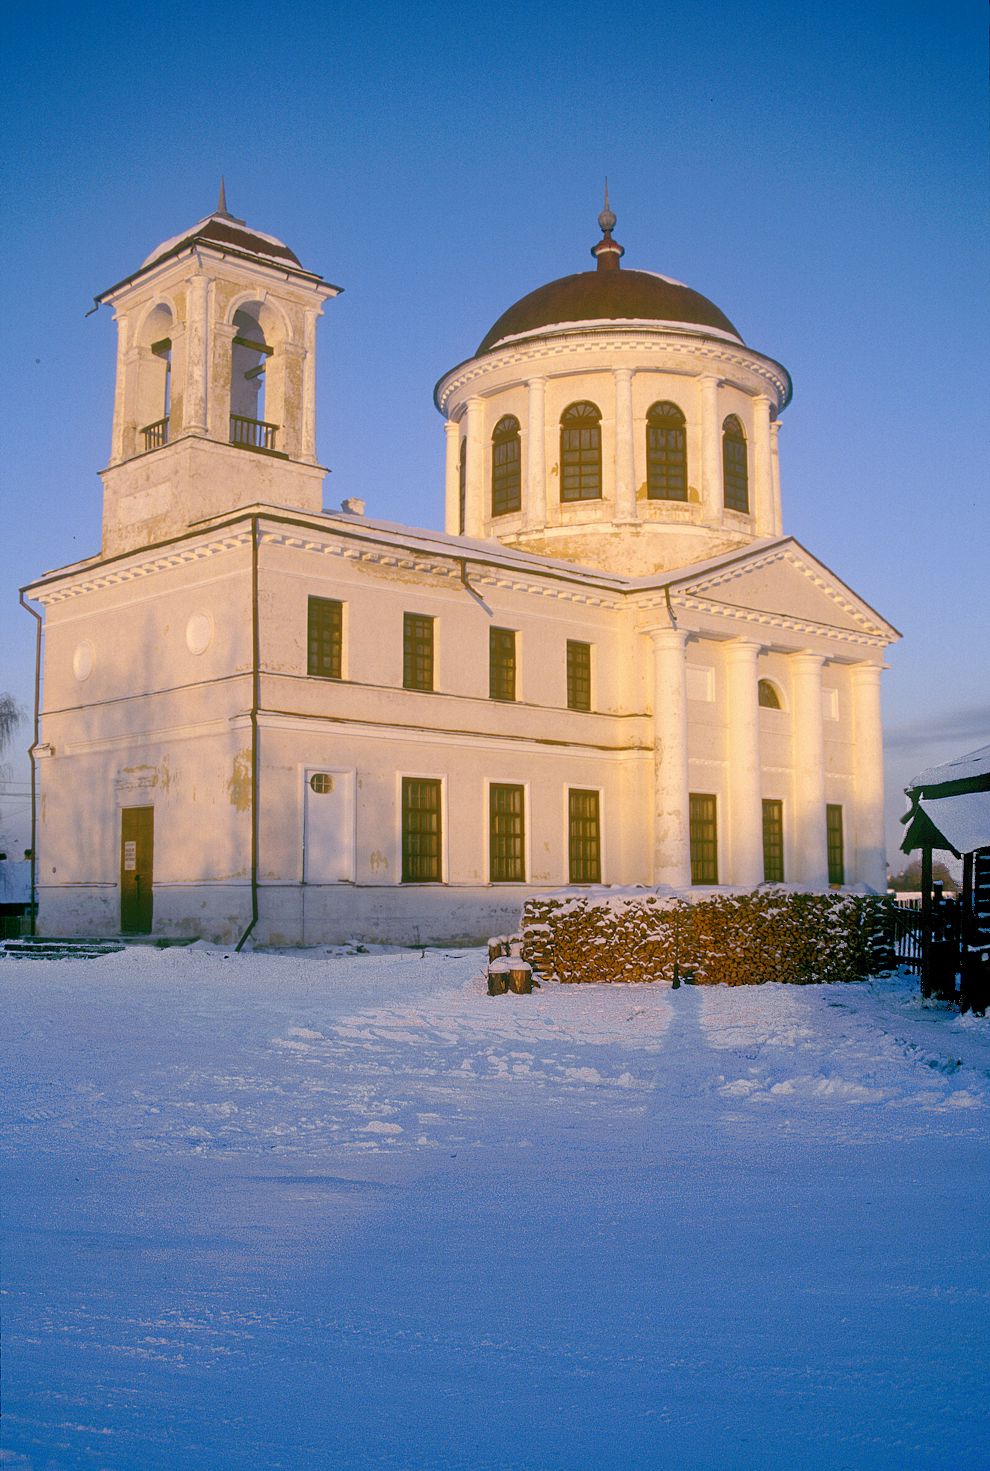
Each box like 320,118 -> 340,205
0,936 -> 126,961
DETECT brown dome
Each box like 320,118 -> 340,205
477,267 -> 743,355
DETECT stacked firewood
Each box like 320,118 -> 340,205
518,890 -> 884,986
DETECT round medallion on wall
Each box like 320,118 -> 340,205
185,611 -> 214,656
72,641 -> 94,682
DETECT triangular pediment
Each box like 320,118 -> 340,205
668,540 -> 898,642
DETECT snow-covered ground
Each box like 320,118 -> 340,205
2,947 -> 988,1470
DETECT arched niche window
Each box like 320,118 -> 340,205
722,415 -> 749,513
231,307 -> 276,450
646,401 -> 687,500
758,679 -> 782,709
560,401 -> 602,502
458,438 -> 467,535
135,303 -> 173,452
491,415 -> 521,516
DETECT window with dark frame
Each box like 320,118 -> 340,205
401,778 -> 442,882
489,627 -> 516,701
489,784 -> 525,883
566,640 -> 592,711
491,416 -> 522,517
762,799 -> 785,883
560,401 -> 602,502
758,679 -> 781,709
646,401 -> 688,500
722,415 -> 749,513
307,596 -> 343,679
568,788 -> 601,883
403,613 -> 435,692
826,804 -> 845,886
689,793 -> 718,884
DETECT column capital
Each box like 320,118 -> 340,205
849,660 -> 884,684
724,637 -> 764,660
789,649 -> 826,671
770,418 -> 782,438
698,372 -> 722,388
526,374 -> 547,388
466,393 -> 484,409
613,365 -> 635,382
643,624 -> 687,650
443,419 -> 459,440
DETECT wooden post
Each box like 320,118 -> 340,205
920,845 -> 933,998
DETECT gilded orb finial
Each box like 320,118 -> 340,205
598,178 -> 617,236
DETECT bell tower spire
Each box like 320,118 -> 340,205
591,179 -> 624,272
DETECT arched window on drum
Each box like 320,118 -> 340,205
646,401 -> 688,501
491,416 -> 521,516
560,401 -> 602,502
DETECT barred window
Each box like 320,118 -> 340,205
758,679 -> 781,709
646,401 -> 688,501
762,799 -> 785,883
401,778 -> 442,882
489,627 -> 516,702
566,640 -> 591,711
722,415 -> 749,513
689,793 -> 718,884
560,401 -> 602,502
826,804 -> 844,886
491,416 -> 521,517
307,596 -> 343,679
489,784 -> 525,882
403,613 -> 434,692
568,788 -> 601,883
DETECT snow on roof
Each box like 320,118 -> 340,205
909,743 -> 990,791
917,791 -> 990,856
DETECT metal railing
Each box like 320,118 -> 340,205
141,416 -> 169,450
230,415 -> 279,451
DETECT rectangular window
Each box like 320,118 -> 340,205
489,627 -> 516,701
568,788 -> 601,884
307,596 -> 343,679
489,784 -> 525,882
403,613 -> 434,692
566,640 -> 591,711
401,778 -> 442,882
689,793 -> 718,885
826,804 -> 844,886
762,799 -> 785,883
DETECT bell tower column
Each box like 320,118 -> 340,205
752,395 -> 774,536
790,652 -> 829,887
525,376 -> 547,530
614,367 -> 637,523
184,272 -> 210,435
700,374 -> 722,521
443,420 -> 460,534
647,626 -> 691,888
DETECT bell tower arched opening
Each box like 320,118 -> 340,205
230,306 -> 276,450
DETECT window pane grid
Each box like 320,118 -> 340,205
307,596 -> 343,679
689,793 -> 718,884
402,778 -> 442,882
490,784 -> 525,882
568,789 -> 601,883
403,614 -> 434,691
489,627 -> 516,701
826,804 -> 844,886
762,799 -> 785,883
566,641 -> 591,711
722,418 -> 749,513
560,403 -> 602,502
646,404 -> 688,501
491,417 -> 521,516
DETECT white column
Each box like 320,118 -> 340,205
752,395 -> 774,535
300,308 -> 319,463
525,377 -> 547,529
464,396 -> 485,538
184,273 -> 210,434
110,314 -> 131,462
613,367 -> 637,522
770,419 -> 783,535
648,627 -> 691,888
850,662 -> 886,891
724,640 -> 764,887
790,652 -> 829,887
699,374 -> 722,522
443,420 -> 460,535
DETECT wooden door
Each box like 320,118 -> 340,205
120,806 -> 154,934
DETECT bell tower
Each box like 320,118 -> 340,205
96,187 -> 341,555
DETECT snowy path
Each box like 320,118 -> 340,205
2,948 -> 989,1470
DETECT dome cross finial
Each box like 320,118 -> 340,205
592,179 -> 623,271
216,176 -> 233,219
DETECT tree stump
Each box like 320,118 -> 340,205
507,960 -> 533,995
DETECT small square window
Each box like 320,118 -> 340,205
489,627 -> 516,701
307,597 -> 343,679
566,641 -> 591,711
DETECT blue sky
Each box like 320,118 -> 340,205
1,0 -> 987,864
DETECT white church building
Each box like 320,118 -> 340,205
23,193 -> 898,944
